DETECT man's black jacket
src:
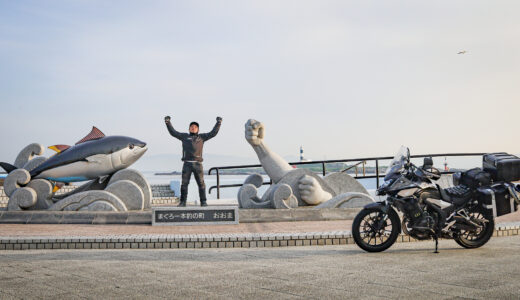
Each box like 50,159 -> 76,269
166,121 -> 221,162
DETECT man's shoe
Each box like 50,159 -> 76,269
178,201 -> 186,207
200,201 -> 208,207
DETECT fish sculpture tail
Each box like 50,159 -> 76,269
0,162 -> 17,173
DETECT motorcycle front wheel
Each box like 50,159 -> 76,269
454,211 -> 495,249
352,206 -> 400,252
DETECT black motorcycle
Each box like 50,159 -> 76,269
352,147 -> 519,253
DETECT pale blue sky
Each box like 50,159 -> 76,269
1,1 -> 519,168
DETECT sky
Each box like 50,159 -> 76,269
1,0 -> 519,170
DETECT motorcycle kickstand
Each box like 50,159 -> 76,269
433,236 -> 439,254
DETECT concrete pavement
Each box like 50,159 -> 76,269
0,235 -> 519,299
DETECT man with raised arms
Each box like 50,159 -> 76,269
165,116 -> 222,207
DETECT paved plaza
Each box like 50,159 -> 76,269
0,235 -> 519,299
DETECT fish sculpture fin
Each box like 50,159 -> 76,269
98,175 -> 110,183
48,145 -> 71,153
0,162 -> 17,173
85,154 -> 108,164
76,126 -> 106,145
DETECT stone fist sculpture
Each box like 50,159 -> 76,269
238,119 -> 373,209
245,119 -> 265,147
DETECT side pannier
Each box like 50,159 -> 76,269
477,184 -> 519,218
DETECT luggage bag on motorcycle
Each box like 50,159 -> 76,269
483,153 -> 520,182
477,184 -> 519,218
460,168 -> 492,188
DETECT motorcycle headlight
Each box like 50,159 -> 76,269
377,179 -> 395,195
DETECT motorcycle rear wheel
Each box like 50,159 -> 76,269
454,211 -> 494,249
352,207 -> 400,252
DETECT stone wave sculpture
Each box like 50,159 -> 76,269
1,127 -> 151,211
238,119 -> 374,209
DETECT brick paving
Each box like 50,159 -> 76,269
0,210 -> 517,238
0,211 -> 518,251
0,220 -> 354,237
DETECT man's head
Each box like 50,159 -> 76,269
189,122 -> 199,134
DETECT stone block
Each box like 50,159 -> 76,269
49,191 -> 127,212
14,143 -> 44,169
108,169 -> 152,209
106,180 -> 144,211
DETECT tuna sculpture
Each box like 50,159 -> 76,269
1,127 -> 152,211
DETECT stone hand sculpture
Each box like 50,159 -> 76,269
239,119 -> 373,209
245,119 -> 293,182
298,175 -> 332,205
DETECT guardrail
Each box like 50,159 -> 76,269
207,153 -> 486,199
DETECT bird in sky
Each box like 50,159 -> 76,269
457,50 -> 467,54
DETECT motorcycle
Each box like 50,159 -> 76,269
352,146 -> 499,253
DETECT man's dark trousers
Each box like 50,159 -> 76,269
180,161 -> 206,204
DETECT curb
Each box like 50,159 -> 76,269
1,225 -> 518,251
0,208 -> 361,224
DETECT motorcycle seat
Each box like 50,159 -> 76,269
439,185 -> 472,206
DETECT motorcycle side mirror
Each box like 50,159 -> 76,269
423,157 -> 433,169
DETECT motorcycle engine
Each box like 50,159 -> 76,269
402,213 -> 436,240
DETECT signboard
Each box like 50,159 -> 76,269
152,206 -> 239,226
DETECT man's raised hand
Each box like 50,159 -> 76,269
164,116 -> 171,124
217,116 -> 223,123
245,119 -> 265,146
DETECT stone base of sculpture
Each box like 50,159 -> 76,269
238,170 -> 373,209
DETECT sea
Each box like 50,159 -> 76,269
141,171 -> 379,203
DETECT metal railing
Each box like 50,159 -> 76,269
207,153 -> 486,199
